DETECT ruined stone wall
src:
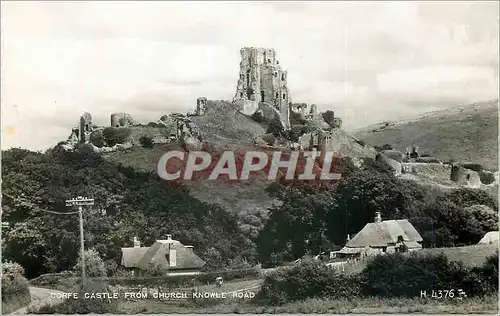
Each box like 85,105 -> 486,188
79,112 -> 93,143
233,47 -> 290,129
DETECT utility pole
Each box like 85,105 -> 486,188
65,196 -> 94,284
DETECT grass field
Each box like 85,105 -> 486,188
114,294 -> 499,314
419,244 -> 498,267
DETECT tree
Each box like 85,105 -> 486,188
139,136 -> 154,148
73,248 -> 107,278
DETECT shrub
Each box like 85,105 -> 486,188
102,127 -> 131,146
147,122 -> 159,127
479,171 -> 496,185
256,259 -> 361,305
139,136 -> 154,148
1,261 -> 31,314
266,118 -> 285,137
73,248 -> 107,278
89,129 -> 105,147
251,111 -> 264,123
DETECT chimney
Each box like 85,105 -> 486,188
133,237 -> 140,248
346,234 -> 350,243
374,212 -> 382,224
166,234 -> 172,241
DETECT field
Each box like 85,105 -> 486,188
419,244 -> 498,268
114,294 -> 499,314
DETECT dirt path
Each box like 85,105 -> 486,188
10,287 -> 65,314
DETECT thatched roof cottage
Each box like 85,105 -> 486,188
335,212 -> 423,259
121,234 -> 205,274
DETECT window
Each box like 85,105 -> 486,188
281,74 -> 285,81
240,92 -> 243,98
274,72 -> 277,77
275,92 -> 279,99
261,91 -> 265,102
267,59 -> 271,63
283,93 -> 286,100
165,253 -> 170,264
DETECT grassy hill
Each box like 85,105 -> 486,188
354,100 -> 498,170
191,100 -> 267,142
103,100 -> 377,219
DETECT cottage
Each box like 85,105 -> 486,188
335,212 -> 423,259
478,231 -> 499,245
121,234 -> 205,275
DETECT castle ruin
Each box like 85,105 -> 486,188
233,47 -> 291,129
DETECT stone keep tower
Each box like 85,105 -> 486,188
233,47 -> 290,129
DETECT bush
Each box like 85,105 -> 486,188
1,261 -> 31,314
139,136 -> 154,148
73,248 -> 107,278
479,171 -> 496,185
251,111 -> 264,123
89,129 -> 105,147
362,252 -> 498,298
256,259 -> 361,305
102,127 -> 131,146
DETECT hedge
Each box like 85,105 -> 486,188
256,252 -> 499,306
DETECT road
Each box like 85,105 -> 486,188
10,287 -> 65,315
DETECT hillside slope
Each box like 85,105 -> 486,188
354,100 -> 498,170
104,101 -> 378,219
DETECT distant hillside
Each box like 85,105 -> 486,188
354,100 -> 498,170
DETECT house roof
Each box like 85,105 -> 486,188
346,219 -> 423,248
121,247 -> 149,267
121,238 -> 205,270
479,231 -> 499,244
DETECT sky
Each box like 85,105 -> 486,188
1,1 -> 499,150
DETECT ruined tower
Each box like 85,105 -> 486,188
233,47 -> 291,129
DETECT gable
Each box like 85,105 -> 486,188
135,241 -> 205,270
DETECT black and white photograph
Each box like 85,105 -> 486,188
1,1 -> 498,314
